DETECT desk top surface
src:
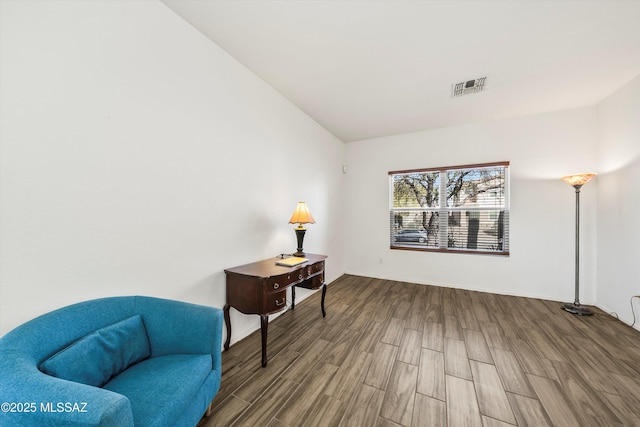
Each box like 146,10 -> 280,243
224,253 -> 327,278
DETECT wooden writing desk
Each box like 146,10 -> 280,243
223,253 -> 327,367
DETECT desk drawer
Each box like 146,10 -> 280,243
265,290 -> 287,312
296,272 -> 325,290
266,272 -> 303,291
308,272 -> 325,290
305,261 -> 324,277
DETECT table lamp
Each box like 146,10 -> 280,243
289,202 -> 315,257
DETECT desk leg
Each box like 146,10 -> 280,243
321,283 -> 327,318
260,314 -> 269,367
291,286 -> 296,310
223,304 -> 231,351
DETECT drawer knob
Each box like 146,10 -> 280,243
275,298 -> 285,307
299,274 -> 303,280
274,283 -> 280,289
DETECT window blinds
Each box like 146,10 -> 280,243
389,162 -> 509,255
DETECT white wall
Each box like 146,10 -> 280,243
345,108 -> 599,303
596,75 -> 640,329
0,1 -> 345,339
3,1 -> 636,341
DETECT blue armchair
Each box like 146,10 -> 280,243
0,296 -> 223,426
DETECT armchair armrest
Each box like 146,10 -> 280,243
134,297 -> 223,372
0,351 -> 133,427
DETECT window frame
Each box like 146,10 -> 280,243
389,161 -> 510,256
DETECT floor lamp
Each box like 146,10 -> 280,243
561,173 -> 596,316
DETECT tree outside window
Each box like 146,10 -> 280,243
389,162 -> 509,255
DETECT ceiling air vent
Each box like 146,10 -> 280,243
451,76 -> 487,97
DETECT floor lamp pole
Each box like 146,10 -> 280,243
561,173 -> 596,316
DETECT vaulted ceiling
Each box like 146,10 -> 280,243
162,0 -> 640,142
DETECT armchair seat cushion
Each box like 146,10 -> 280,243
104,354 -> 213,427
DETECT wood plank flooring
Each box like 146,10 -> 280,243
198,275 -> 640,427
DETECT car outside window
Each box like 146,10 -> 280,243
389,162 -> 509,255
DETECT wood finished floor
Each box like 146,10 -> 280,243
198,275 -> 640,427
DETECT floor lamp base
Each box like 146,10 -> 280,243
562,303 -> 594,316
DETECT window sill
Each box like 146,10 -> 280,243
390,245 -> 510,256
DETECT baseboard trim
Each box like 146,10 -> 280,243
595,302 -> 640,332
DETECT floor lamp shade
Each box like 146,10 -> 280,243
561,173 -> 596,188
561,173 -> 596,316
289,202 -> 315,257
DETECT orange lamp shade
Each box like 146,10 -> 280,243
289,202 -> 316,227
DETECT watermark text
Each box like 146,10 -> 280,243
1,402 -> 88,413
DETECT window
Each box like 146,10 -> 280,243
389,161 -> 509,255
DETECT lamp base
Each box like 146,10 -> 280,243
293,227 -> 306,258
562,303 -> 594,316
